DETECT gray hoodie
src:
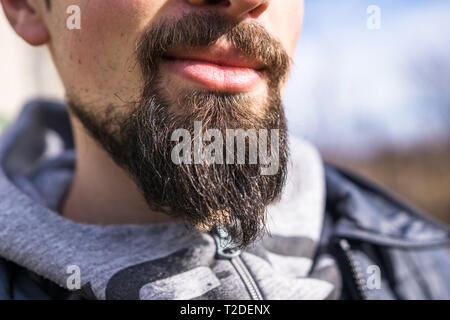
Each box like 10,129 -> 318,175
0,99 -> 341,300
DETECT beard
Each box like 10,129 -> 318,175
68,12 -> 291,248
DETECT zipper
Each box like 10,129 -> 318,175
212,227 -> 264,300
338,238 -> 368,300
230,256 -> 263,300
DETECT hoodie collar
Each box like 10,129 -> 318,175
0,99 -> 328,299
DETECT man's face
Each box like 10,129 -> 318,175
43,0 -> 303,112
28,0 -> 304,247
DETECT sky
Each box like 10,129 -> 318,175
284,0 -> 450,155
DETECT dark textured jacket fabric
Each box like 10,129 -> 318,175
0,100 -> 449,300
323,166 -> 450,299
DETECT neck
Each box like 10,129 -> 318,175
61,116 -> 178,225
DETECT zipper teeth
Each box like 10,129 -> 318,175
339,239 -> 368,300
211,227 -> 263,300
231,257 -> 263,300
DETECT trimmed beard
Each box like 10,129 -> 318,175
68,12 -> 291,248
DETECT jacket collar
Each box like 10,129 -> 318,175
325,165 -> 450,248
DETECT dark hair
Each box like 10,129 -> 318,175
68,12 -> 290,248
45,0 -> 50,10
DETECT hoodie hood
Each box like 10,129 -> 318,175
0,99 -> 339,300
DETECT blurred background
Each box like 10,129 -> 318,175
1,0 -> 449,223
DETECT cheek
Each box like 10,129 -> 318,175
263,0 -> 303,56
69,0 -> 150,70
58,0 -> 162,99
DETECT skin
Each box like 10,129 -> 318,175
1,0 -> 304,225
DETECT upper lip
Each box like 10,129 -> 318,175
163,40 -> 266,71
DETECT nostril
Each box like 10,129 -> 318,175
207,0 -> 230,4
187,0 -> 230,7
248,1 -> 269,18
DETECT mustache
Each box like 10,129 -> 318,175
136,11 -> 291,86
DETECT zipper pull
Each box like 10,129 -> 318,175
212,226 -> 242,259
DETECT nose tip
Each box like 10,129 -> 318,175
185,0 -> 270,19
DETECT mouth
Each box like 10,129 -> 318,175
161,41 -> 266,93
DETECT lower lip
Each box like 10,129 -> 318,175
161,59 -> 263,93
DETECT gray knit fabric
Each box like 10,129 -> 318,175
0,100 -> 341,300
